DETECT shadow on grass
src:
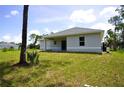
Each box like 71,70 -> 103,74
0,61 -> 52,87
0,59 -> 72,87
0,62 -> 14,87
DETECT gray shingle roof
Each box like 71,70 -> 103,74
44,27 -> 104,38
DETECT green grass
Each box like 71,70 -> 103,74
0,49 -> 124,87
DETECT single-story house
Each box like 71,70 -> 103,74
40,27 -> 104,53
0,42 -> 19,49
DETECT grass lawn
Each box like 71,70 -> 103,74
0,49 -> 124,87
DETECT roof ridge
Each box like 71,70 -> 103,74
45,27 -> 104,38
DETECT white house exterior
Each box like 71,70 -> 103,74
40,27 -> 104,53
0,42 -> 19,49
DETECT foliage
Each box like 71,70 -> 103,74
29,33 -> 42,49
105,29 -> 120,51
108,5 -> 124,49
27,50 -> 40,65
17,43 -> 22,50
116,5 -> 124,18
28,44 -> 40,49
2,48 -> 8,52
2,47 -> 16,52
9,47 -> 15,51
108,16 -> 122,27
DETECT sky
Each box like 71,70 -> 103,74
0,5 -> 119,43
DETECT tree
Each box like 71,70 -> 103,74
116,5 -> 124,18
29,33 -> 42,49
105,29 -> 119,51
108,16 -> 122,26
17,43 -> 22,49
117,23 -> 124,48
116,6 -> 124,48
108,5 -> 124,49
108,15 -> 121,50
18,5 -> 29,65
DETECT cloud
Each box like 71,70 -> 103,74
2,35 -> 11,41
35,16 -> 68,23
67,24 -> 76,28
29,30 -> 41,35
99,6 -> 119,20
35,9 -> 96,24
2,34 -> 21,43
69,9 -> 96,23
29,28 -> 59,35
28,29 -> 58,44
91,22 -> 114,31
1,30 -> 42,44
1,28 -> 60,44
43,28 -> 58,34
13,34 -> 21,43
4,10 -> 19,18
10,10 -> 19,16
43,28 -> 50,34
4,15 -> 11,18
91,22 -> 115,38
40,28 -> 58,35
100,7 -> 117,16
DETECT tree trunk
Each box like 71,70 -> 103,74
33,35 -> 38,46
19,5 -> 29,65
113,42 -> 117,51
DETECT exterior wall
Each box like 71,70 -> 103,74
40,33 -> 103,53
67,33 -> 102,53
50,39 -> 61,51
46,40 -> 52,50
40,38 -> 65,51
40,40 -> 45,50
40,39 -> 53,50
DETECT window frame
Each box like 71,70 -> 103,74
54,41 -> 56,45
79,36 -> 85,46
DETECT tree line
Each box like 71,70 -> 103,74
105,5 -> 124,51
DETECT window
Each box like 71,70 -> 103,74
54,41 -> 56,45
79,36 -> 85,46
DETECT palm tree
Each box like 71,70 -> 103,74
19,5 -> 29,65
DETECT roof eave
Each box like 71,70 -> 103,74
44,31 -> 104,39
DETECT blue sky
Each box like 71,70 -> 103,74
0,5 -> 119,43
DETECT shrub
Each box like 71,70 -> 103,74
8,47 -> 15,51
2,48 -> 8,52
2,47 -> 16,52
28,44 -> 40,49
27,51 -> 40,65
